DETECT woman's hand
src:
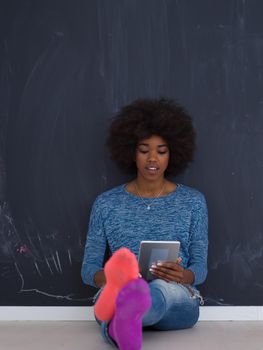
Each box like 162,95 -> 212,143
149,258 -> 195,284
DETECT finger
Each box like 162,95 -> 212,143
150,268 -> 182,283
155,267 -> 184,281
176,257 -> 182,264
150,266 -> 184,282
155,261 -> 184,272
149,268 -> 172,282
151,263 -> 182,275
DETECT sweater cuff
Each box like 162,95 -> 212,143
187,264 -> 207,286
81,263 -> 101,288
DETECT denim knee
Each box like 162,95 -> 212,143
153,282 -> 201,330
154,296 -> 200,330
143,279 -> 202,330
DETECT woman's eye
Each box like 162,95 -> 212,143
138,149 -> 168,155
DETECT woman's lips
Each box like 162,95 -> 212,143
145,166 -> 159,175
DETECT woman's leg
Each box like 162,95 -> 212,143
94,247 -> 139,321
94,279 -> 151,349
95,279 -> 200,347
93,248 -> 151,349
108,278 -> 151,350
142,279 -> 202,330
93,289 -> 118,347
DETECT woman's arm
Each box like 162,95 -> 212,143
187,194 -> 209,285
149,193 -> 208,285
81,197 -> 107,288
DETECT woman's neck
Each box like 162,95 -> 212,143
125,176 -> 177,198
134,178 -> 166,196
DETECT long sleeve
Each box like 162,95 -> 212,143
81,197 -> 107,287
187,194 -> 209,286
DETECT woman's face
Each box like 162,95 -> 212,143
135,135 -> 170,182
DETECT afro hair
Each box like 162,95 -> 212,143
106,98 -> 196,176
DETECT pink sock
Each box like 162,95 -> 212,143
94,247 -> 139,321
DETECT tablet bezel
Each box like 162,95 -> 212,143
138,240 -> 181,281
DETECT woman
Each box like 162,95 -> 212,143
81,98 -> 208,350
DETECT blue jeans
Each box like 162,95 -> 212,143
94,279 -> 204,347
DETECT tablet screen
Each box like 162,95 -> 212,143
149,248 -> 169,266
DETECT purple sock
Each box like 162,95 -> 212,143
109,278 -> 151,350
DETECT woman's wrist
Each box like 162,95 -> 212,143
182,269 -> 195,285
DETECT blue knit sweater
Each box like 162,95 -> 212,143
81,183 -> 208,287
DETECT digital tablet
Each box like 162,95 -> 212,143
138,240 -> 180,281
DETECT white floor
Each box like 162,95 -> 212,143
0,321 -> 262,350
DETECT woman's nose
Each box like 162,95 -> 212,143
147,151 -> 157,161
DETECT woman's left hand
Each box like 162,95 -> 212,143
149,258 -> 194,284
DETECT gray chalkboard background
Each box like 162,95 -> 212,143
0,0 -> 263,306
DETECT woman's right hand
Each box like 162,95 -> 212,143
94,270 -> 106,288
